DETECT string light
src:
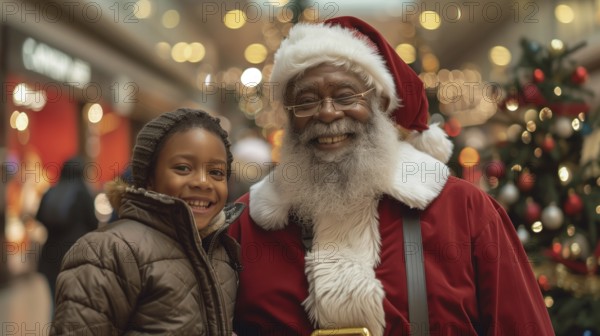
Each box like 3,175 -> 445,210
489,46 -> 511,66
505,99 -> 519,111
395,43 -> 416,64
86,103 -> 103,124
571,118 -> 581,131
15,112 -> 29,131
554,86 -> 562,96
458,147 -> 480,168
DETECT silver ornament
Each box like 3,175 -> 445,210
541,204 -> 564,230
499,183 -> 519,204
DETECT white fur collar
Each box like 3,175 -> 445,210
249,140 -> 449,230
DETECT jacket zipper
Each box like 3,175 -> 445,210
207,222 -> 229,259
206,220 -> 232,332
184,206 -> 228,335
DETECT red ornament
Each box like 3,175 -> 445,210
541,136 -> 555,152
443,118 -> 462,137
538,275 -> 551,291
533,69 -> 545,83
571,66 -> 588,85
525,200 -> 541,223
522,83 -> 546,105
485,161 -> 506,179
552,241 -> 562,255
517,171 -> 535,192
563,193 -> 583,216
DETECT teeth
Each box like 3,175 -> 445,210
317,134 -> 348,144
186,200 -> 210,208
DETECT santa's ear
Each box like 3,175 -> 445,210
379,96 -> 390,112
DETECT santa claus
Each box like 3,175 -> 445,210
229,16 -> 553,336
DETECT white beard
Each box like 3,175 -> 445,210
277,104 -> 399,224
275,106 -> 400,336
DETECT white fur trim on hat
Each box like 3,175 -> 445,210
270,22 -> 399,114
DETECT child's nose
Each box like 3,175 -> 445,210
191,171 -> 211,189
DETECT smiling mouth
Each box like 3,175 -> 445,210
316,134 -> 349,144
185,199 -> 213,210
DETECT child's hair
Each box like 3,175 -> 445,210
106,108 -> 232,211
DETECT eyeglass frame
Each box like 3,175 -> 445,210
283,88 -> 375,118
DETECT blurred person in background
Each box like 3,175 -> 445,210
5,150 -> 50,276
229,132 -> 273,202
107,165 -> 132,223
35,155 -> 97,299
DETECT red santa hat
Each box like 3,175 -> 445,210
270,16 -> 453,163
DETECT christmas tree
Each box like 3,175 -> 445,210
486,38 -> 600,335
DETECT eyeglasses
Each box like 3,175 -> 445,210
284,88 -> 375,118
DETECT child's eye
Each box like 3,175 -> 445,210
174,165 -> 191,173
210,169 -> 225,177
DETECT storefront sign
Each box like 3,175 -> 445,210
21,37 -> 91,87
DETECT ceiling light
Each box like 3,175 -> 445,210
245,43 -> 268,64
162,10 -> 180,29
224,10 -> 246,29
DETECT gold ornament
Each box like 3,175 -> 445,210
539,107 -> 553,121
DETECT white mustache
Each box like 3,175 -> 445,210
297,119 -> 367,145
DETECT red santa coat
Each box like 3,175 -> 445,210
229,142 -> 553,336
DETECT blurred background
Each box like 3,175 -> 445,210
0,0 -> 599,335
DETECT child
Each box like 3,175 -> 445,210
51,108 -> 243,335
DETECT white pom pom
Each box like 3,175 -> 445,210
406,123 -> 454,163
